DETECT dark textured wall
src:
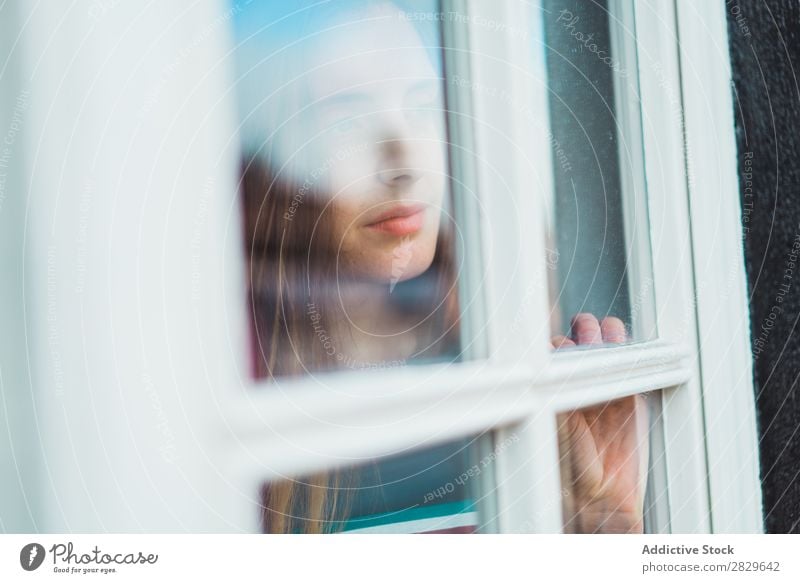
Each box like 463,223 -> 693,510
727,0 -> 800,533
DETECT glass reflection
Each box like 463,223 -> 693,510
542,0 -> 656,344
552,310 -> 650,533
233,1 -> 473,534
260,438 -> 484,534
557,393 -> 650,534
236,1 -> 460,379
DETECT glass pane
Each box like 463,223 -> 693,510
232,0 -> 463,378
540,0 -> 657,344
230,1 -> 490,534
259,436 -> 496,534
557,392 -> 664,533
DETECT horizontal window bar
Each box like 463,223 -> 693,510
219,341 -> 690,479
540,341 -> 692,411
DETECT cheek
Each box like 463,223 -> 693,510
417,142 -> 448,195
327,202 -> 361,251
325,146 -> 375,195
420,120 -> 448,167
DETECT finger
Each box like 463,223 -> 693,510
551,335 -> 577,350
570,313 -> 602,345
600,316 -> 627,344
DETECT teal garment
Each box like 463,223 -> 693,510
331,438 -> 478,533
337,500 -> 477,532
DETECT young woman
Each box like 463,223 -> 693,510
235,0 -> 647,534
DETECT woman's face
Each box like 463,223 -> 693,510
297,6 -> 448,284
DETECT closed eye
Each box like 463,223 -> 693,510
330,115 -> 366,134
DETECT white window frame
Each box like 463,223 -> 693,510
2,0 -> 761,533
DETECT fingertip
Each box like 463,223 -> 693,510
569,312 -> 596,326
600,316 -> 627,344
551,335 -> 577,350
570,313 -> 602,345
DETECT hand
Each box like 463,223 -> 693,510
552,313 -> 649,533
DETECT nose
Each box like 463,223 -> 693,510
376,137 -> 423,188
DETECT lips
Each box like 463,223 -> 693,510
365,203 -> 428,236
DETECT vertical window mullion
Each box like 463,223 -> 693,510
635,0 -> 711,532
452,0 -> 562,531
445,0 -> 553,366
440,0 -> 489,363
494,411 -> 564,533
0,0 -> 37,533
608,0 -> 658,342
674,0 -> 762,533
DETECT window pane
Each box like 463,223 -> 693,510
259,435 -> 495,534
230,1 -> 492,534
232,1 -> 464,378
557,392 -> 663,533
540,0 -> 656,344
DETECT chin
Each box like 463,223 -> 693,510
388,264 -> 429,285
338,224 -> 441,284
345,250 -> 437,286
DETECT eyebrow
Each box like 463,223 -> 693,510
313,91 -> 371,109
315,91 -> 372,110
314,79 -> 443,110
